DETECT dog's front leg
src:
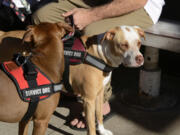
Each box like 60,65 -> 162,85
96,89 -> 113,135
19,120 -> 31,135
32,119 -> 49,135
84,99 -> 96,135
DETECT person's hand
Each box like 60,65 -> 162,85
62,8 -> 97,30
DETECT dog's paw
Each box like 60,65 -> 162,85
98,124 -> 113,135
100,129 -> 113,135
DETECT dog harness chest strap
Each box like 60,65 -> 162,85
21,60 -> 39,121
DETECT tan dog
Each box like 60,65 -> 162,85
0,22 -> 72,135
68,25 -> 145,135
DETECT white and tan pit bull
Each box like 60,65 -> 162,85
67,25 -> 145,135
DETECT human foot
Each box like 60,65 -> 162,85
70,101 -> 112,130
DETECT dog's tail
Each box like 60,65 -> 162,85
0,31 -> 5,36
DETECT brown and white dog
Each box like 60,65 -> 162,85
0,22 -> 72,135
68,25 -> 145,135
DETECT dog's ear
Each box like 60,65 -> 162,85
56,22 -> 73,37
23,26 -> 34,43
133,26 -> 145,40
101,29 -> 116,43
0,31 -> 4,36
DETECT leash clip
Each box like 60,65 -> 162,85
13,52 -> 32,66
13,53 -> 27,66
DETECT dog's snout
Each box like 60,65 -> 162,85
135,55 -> 144,65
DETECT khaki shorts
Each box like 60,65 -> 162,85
33,0 -> 153,36
32,0 -> 153,102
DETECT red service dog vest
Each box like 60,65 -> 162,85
0,61 -> 62,102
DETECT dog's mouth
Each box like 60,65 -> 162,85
123,62 -> 143,68
123,54 -> 144,67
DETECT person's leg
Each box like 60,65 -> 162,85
32,0 -> 90,25
103,80 -> 112,115
84,8 -> 153,36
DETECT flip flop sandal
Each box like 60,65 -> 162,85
69,111 -> 115,131
103,111 -> 115,122
69,114 -> 87,131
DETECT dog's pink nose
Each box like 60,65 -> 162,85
135,55 -> 144,65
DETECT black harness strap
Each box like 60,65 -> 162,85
84,53 -> 115,73
13,53 -> 39,121
21,101 -> 38,121
63,57 -> 73,92
64,47 -> 86,62
62,31 -> 83,92
21,60 -> 39,122
63,48 -> 114,72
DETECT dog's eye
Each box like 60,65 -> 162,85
121,43 -> 129,50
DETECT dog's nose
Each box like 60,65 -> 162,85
135,55 -> 144,65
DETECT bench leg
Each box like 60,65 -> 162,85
139,46 -> 161,97
119,46 -> 178,111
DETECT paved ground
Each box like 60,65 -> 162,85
1,56 -> 180,135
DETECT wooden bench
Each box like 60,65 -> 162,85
139,19 -> 180,97
143,20 -> 180,53
120,0 -> 180,110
